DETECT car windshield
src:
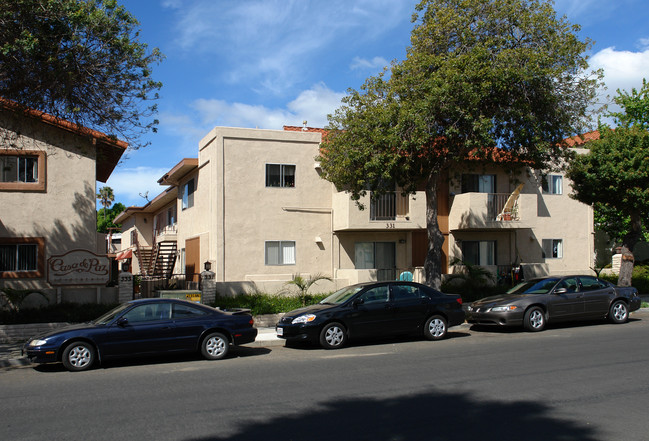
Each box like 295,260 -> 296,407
508,278 -> 561,295
92,303 -> 132,325
320,285 -> 364,305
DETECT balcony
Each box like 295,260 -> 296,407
155,223 -> 178,242
449,192 -> 535,231
332,191 -> 426,231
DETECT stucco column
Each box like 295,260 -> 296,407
201,270 -> 216,305
118,271 -> 133,303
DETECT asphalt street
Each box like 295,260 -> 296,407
1,310 -> 648,441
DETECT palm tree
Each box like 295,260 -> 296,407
96,186 -> 115,221
285,273 -> 332,306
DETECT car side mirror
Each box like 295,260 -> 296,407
352,298 -> 364,308
554,288 -> 568,295
116,317 -> 129,327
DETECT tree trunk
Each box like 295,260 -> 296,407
618,212 -> 642,287
424,174 -> 445,289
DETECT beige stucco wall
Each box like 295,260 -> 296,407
446,164 -> 594,276
0,112 -> 100,289
194,127 -> 335,287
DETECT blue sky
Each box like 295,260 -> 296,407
105,0 -> 649,208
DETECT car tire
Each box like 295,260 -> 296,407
61,341 -> 95,371
423,315 -> 448,341
523,306 -> 546,332
608,300 -> 629,324
201,332 -> 229,360
319,322 -> 347,349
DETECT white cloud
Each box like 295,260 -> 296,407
105,166 -> 170,207
590,46 -> 649,99
190,83 -> 345,130
350,56 -> 389,72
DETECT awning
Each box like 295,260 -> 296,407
116,249 -> 133,260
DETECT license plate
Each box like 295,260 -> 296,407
276,327 -> 283,336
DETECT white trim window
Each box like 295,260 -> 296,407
266,164 -> 295,188
542,239 -> 563,259
182,179 -> 195,210
542,174 -> 563,195
265,241 -> 296,265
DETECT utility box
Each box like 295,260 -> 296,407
157,290 -> 202,303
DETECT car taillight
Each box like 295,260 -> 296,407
249,318 -> 254,325
456,298 -> 463,305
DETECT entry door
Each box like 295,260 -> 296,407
375,242 -> 396,281
185,237 -> 200,282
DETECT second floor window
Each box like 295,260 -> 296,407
462,174 -> 496,193
542,175 -> 563,195
0,243 -> 38,272
266,164 -> 295,188
0,155 -> 39,183
182,179 -> 195,210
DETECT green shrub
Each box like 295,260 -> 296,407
211,293 -> 328,315
600,265 -> 649,294
0,302 -> 119,324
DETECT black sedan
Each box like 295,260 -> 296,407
23,298 -> 257,371
465,275 -> 641,332
276,281 -> 465,349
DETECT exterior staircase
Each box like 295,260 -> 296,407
152,241 -> 177,279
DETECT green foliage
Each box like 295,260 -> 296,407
319,0 -> 599,288
211,293 -> 329,316
0,302 -> 118,324
567,80 -> 649,267
97,202 -> 125,233
609,78 -> 649,130
599,265 -> 649,294
0,0 -> 163,149
0,287 -> 48,312
285,273 -> 332,306
442,258 -> 506,302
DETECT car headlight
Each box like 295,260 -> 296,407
28,339 -> 49,347
490,305 -> 518,312
292,314 -> 317,324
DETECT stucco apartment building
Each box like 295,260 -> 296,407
0,100 -> 126,293
115,125 -> 595,294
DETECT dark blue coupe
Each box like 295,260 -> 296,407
23,298 -> 257,371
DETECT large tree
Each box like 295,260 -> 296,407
319,0 -> 600,288
567,80 -> 649,286
0,0 -> 163,149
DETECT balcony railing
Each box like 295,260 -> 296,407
155,223 -> 177,238
370,192 -> 409,221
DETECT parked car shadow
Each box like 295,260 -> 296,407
469,317 -> 641,334
283,330 -> 471,350
32,346 -> 272,372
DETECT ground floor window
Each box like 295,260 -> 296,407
461,240 -> 496,266
0,237 -> 44,277
265,241 -> 296,265
542,239 -> 563,259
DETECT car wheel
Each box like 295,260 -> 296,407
319,322 -> 347,349
523,307 -> 546,332
608,300 -> 629,324
201,332 -> 229,360
62,341 -> 95,371
423,315 -> 448,341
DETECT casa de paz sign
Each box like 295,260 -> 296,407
47,249 -> 110,286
